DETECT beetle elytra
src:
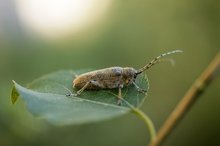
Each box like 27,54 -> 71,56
66,50 -> 182,105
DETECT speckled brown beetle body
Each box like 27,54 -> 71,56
67,50 -> 182,105
73,67 -> 136,90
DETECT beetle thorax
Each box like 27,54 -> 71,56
122,67 -> 137,85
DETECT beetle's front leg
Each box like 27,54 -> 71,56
117,84 -> 124,105
132,81 -> 147,94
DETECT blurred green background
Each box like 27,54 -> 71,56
0,0 -> 219,146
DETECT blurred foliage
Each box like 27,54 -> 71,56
0,0 -> 220,146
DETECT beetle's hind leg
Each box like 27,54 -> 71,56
66,81 -> 91,97
66,80 -> 101,97
75,81 -> 91,96
132,81 -> 147,94
63,86 -> 75,97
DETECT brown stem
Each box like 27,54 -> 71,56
148,52 -> 220,146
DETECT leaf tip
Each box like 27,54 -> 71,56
11,81 -> 19,104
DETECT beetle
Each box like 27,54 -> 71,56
66,50 -> 182,105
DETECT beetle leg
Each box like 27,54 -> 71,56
64,86 -> 75,96
132,81 -> 147,94
75,81 -> 91,96
67,79 -> 102,97
66,81 -> 91,97
117,84 -> 123,105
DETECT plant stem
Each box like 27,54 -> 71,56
121,98 -> 156,141
132,107 -> 156,141
148,52 -> 220,146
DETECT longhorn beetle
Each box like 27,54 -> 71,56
66,50 -> 182,105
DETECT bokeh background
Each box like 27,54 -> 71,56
0,0 -> 219,146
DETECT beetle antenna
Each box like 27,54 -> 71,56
136,50 -> 182,74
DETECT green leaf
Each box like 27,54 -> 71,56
11,70 -> 149,126
11,84 -> 20,104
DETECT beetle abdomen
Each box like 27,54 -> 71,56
73,67 -> 123,90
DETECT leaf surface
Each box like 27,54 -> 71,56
11,70 -> 149,125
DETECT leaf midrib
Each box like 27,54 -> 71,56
15,82 -> 130,111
